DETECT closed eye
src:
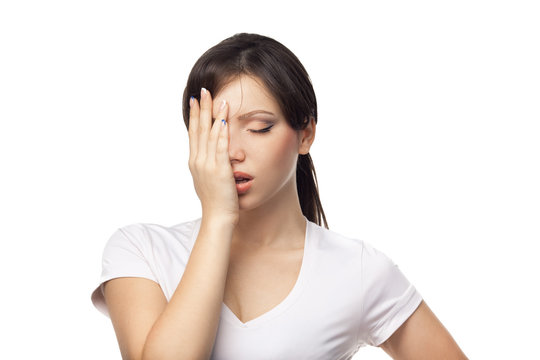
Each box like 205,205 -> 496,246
250,125 -> 274,134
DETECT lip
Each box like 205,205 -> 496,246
233,171 -> 254,180
235,178 -> 253,194
233,171 -> 254,195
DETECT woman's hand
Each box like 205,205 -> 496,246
188,87 -> 239,226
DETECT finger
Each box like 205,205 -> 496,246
198,87 -> 212,159
208,99 -> 228,161
188,95 -> 200,163
216,110 -> 231,167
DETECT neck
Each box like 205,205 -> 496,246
232,178 -> 307,251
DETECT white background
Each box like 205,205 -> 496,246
1,0 -> 538,358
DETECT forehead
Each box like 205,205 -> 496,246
213,75 -> 281,119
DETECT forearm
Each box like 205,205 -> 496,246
142,217 -> 234,360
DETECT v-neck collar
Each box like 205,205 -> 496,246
190,215 -> 313,329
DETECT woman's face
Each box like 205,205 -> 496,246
212,74 -> 314,210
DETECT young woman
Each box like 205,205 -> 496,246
91,33 -> 468,360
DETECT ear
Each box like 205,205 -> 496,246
298,116 -> 316,155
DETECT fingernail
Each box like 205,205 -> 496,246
220,99 -> 227,110
201,87 -> 207,97
189,96 -> 194,107
221,119 -> 226,127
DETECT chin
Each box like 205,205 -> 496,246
237,194 -> 254,210
237,190 -> 268,212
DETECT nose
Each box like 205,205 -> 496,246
227,126 -> 245,163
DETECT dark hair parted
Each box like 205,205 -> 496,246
181,33 -> 328,229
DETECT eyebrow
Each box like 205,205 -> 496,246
213,110 -> 276,122
237,110 -> 275,120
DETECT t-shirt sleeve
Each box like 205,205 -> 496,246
90,225 -> 158,318
357,240 -> 423,347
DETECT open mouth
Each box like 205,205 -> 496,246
233,172 -> 253,190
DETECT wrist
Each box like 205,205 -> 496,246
201,213 -> 238,230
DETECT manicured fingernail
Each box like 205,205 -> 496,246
220,99 -> 227,110
221,119 -> 226,127
201,87 -> 207,97
189,96 -> 194,107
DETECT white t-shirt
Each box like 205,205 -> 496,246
91,216 -> 422,359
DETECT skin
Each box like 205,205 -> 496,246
212,75 -> 468,358
379,300 -> 469,359
212,74 -> 315,251
103,73 -> 468,359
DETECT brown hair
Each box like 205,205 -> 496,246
182,33 -> 329,229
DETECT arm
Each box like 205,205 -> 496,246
379,300 -> 468,360
103,217 -> 235,360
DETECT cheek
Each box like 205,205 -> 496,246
257,131 -> 298,170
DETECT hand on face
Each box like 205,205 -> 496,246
188,87 -> 239,226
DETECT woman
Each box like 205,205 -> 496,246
91,33 -> 468,359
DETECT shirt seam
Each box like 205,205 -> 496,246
354,239 -> 366,346
371,287 -> 422,346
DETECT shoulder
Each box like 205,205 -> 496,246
307,221 -> 402,287
92,217 -> 203,316
106,217 -> 201,252
309,221 -> 388,265
309,221 -> 366,252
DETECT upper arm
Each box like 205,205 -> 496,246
379,300 -> 468,360
103,277 -> 168,360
